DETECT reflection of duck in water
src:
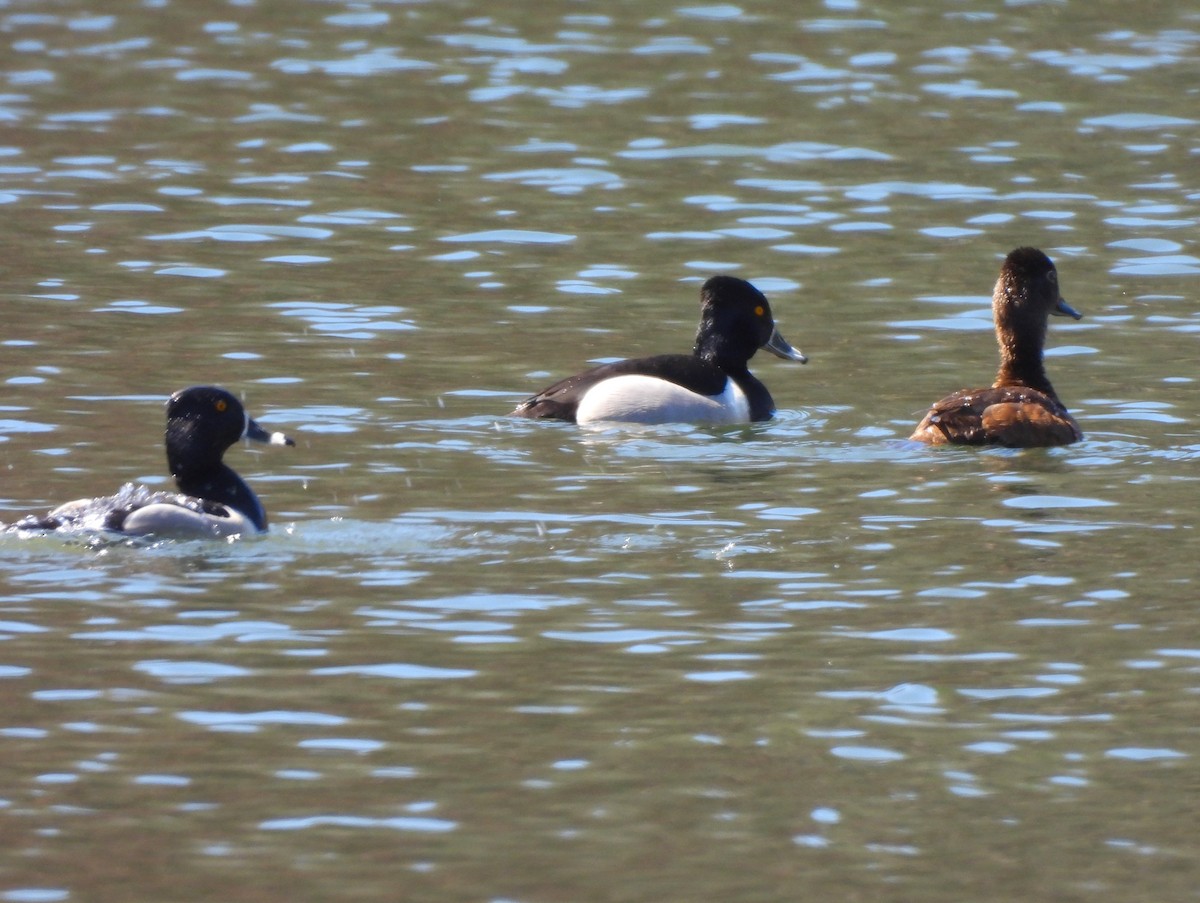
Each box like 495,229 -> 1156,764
512,275 -> 807,425
12,386 -> 294,539
910,247 -> 1083,448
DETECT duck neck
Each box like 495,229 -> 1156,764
173,461 -> 268,531
993,331 -> 1060,402
694,332 -> 750,374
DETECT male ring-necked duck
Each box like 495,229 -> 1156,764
12,386 -> 294,539
511,275 -> 807,425
910,247 -> 1083,447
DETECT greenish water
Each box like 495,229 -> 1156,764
2,1 -> 1199,901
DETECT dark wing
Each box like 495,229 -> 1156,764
512,354 -> 728,422
10,487 -> 197,533
910,386 -> 994,445
911,386 -> 1080,447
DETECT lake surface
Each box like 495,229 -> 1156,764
2,1 -> 1199,900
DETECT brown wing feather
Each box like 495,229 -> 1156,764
910,386 -> 1081,447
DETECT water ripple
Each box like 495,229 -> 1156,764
312,664 -> 476,680
272,51 -> 434,77
440,229 -> 575,244
261,814 -> 456,833
178,710 -> 346,728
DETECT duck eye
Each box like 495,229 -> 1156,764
1046,270 -> 1057,284
755,305 -> 765,317
215,400 -> 227,412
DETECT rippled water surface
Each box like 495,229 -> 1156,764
2,1 -> 1199,900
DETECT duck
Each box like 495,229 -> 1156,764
12,386 -> 294,539
910,247 -> 1083,447
511,275 -> 807,425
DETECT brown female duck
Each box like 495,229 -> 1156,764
910,247 -> 1083,447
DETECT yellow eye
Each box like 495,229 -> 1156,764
215,400 -> 227,412
755,305 -> 764,316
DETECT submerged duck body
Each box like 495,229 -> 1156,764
910,247 -> 1083,448
13,386 -> 294,539
512,275 -> 807,425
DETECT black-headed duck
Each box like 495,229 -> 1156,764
12,386 -> 294,539
512,275 -> 807,425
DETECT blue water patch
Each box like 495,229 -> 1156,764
261,814 -> 456,833
312,664 -> 477,680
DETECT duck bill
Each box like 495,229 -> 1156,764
762,326 -> 808,363
1052,296 -> 1083,320
244,415 -> 295,447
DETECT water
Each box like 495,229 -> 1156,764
2,1 -> 1199,900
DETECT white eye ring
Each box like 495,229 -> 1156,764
1046,270 -> 1057,284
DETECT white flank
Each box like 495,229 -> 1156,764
575,374 -> 750,425
121,503 -> 259,538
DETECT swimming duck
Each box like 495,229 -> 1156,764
13,386 -> 294,539
511,275 -> 807,425
910,247 -> 1083,447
